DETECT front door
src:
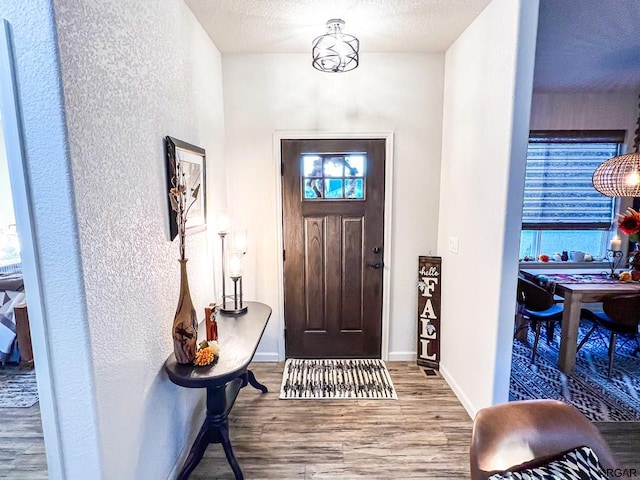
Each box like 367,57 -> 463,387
281,138 -> 386,358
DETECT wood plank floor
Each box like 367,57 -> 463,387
191,362 -> 473,479
1,362 -> 639,479
0,403 -> 47,480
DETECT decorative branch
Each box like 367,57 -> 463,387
169,154 -> 201,261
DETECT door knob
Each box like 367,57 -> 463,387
368,262 -> 384,269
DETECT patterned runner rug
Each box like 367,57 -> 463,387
0,364 -> 38,408
279,358 -> 398,399
510,324 -> 640,421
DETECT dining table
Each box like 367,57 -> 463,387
520,270 -> 640,374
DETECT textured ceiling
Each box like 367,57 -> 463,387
186,0 -> 640,92
535,0 -> 640,92
184,0 -> 493,53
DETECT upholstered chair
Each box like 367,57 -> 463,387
470,399 -> 619,480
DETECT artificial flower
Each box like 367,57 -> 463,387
193,340 -> 221,367
194,347 -> 215,366
207,340 -> 221,356
617,207 -> 640,242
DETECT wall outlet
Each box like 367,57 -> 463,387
448,236 -> 459,254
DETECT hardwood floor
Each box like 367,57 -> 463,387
0,403 -> 46,480
1,362 -> 638,479
594,422 -> 640,473
191,362 -> 473,479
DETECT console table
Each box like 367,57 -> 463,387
164,301 -> 271,479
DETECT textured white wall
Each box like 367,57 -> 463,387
0,2 -> 100,478
222,53 -> 444,360
438,0 -> 538,416
52,0 -> 225,478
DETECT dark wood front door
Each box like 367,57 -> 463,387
282,138 -> 386,358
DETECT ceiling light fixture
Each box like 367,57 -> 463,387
593,95 -> 640,197
312,19 -> 359,73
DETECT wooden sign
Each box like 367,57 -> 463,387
417,256 -> 441,369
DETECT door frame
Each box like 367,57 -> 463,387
0,20 -> 63,478
273,131 -> 395,361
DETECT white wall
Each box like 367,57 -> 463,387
222,53 -> 445,360
49,0 -> 226,478
531,91 -> 639,147
0,2 -> 99,478
438,0 -> 539,416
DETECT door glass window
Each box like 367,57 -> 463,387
302,154 -> 365,199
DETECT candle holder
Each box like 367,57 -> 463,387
604,249 -> 624,278
218,234 -> 248,315
225,273 -> 247,314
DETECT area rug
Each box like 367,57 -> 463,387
0,364 -> 38,408
279,358 -> 398,399
510,324 -> 640,421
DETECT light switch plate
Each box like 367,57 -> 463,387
448,236 -> 459,254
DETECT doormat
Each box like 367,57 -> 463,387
510,325 -> 640,421
0,365 -> 38,408
279,358 -> 398,399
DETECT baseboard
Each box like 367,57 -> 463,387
438,363 -> 477,420
387,351 -> 416,361
252,352 -> 280,362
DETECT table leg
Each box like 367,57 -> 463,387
242,370 -> 268,393
219,421 -> 243,480
177,421 -> 211,480
177,381 -> 245,479
558,291 -> 582,374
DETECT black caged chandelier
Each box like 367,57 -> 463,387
312,19 -> 359,73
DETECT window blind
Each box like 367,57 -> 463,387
522,131 -> 623,230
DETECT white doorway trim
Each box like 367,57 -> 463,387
0,19 -> 64,479
272,131 -> 395,361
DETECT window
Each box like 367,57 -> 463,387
0,118 -> 21,271
302,154 -> 365,200
519,130 -> 624,261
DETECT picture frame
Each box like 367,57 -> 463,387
164,136 -> 206,240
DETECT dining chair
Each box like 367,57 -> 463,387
579,294 -> 640,378
516,277 -> 564,364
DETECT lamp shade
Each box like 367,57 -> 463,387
312,19 -> 359,73
592,94 -> 640,197
592,152 -> 640,197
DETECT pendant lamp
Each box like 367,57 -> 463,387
312,19 -> 359,73
592,95 -> 640,197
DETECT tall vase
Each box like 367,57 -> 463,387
172,259 -> 198,364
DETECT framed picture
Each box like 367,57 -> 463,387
165,136 -> 206,240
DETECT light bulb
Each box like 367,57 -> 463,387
625,171 -> 640,186
233,229 -> 248,254
228,254 -> 242,278
217,211 -> 230,234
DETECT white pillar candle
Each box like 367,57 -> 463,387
610,236 -> 622,252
